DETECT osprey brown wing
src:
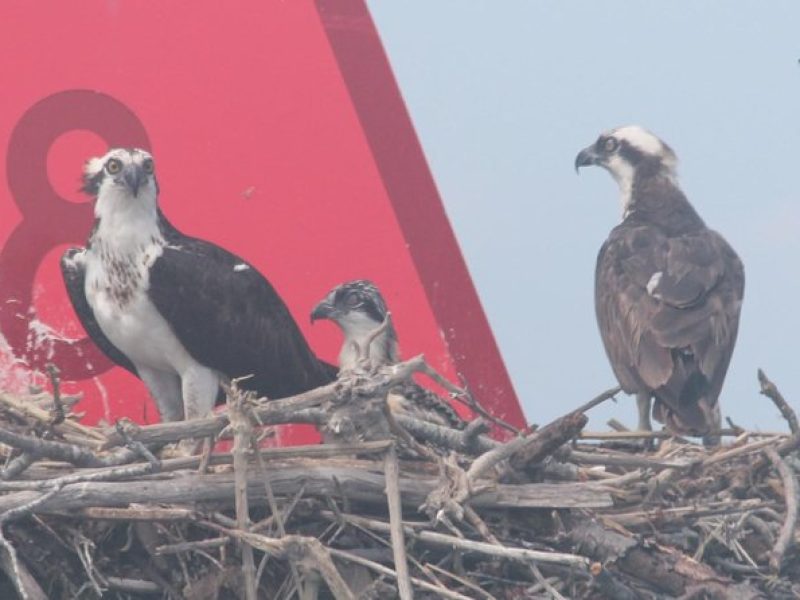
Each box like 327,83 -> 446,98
596,223 -> 744,432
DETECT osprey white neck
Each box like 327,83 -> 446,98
602,154 -> 636,218
92,186 -> 163,252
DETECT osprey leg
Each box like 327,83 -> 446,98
138,367 -> 184,422
181,365 -> 221,421
636,393 -> 652,432
701,399 -> 722,447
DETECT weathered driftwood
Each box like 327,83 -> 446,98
0,459 -> 614,516
569,519 -> 766,599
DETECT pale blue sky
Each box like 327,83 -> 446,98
367,2 -> 800,431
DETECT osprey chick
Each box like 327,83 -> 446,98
575,126 -> 744,439
61,148 -> 336,423
311,280 -> 465,430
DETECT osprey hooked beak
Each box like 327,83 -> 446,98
310,296 -> 337,324
123,163 -> 147,197
574,146 -> 600,173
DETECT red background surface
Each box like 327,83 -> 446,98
0,0 -> 525,442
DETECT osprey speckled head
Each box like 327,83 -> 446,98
310,279 -> 389,327
82,148 -> 158,198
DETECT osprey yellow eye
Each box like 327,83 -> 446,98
106,158 -> 122,175
605,138 -> 619,152
142,159 -> 154,174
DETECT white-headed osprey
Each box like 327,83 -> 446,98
310,280 -> 465,429
61,148 -> 336,423
575,126 -> 744,439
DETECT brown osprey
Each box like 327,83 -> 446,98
575,126 -> 744,439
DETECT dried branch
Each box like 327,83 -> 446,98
575,385 -> 622,413
563,449 -> 691,471
227,383 -> 257,600
395,414 -> 497,454
327,546 -> 472,600
450,374 -> 520,436
0,532 -> 47,600
44,363 -> 65,427
319,511 -> 589,568
155,537 -> 228,555
227,531 -> 355,600
359,312 -> 392,370
0,392 -> 103,443
764,447 -> 799,574
0,424 -> 139,469
383,445 -> 413,600
758,369 -> 798,434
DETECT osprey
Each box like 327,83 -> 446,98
61,148 -> 336,423
575,126 -> 744,438
310,280 -> 465,429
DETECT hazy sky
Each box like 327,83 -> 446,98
367,2 -> 800,432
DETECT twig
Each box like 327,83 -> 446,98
2,453 -> 37,481
579,429 -> 744,441
0,529 -> 47,600
227,531 -> 355,600
464,504 -> 500,545
396,414 -> 498,454
461,418 -> 490,451
607,499 -> 774,528
0,392 -> 105,442
426,563 -> 496,600
0,455 -> 162,521
607,418 -> 628,432
69,506 -> 196,521
328,546 -> 471,600
155,537 -> 229,555
575,386 -> 622,413
564,449 -> 690,470
702,436 -> 782,467
318,511 -> 589,568
44,364 -> 65,426
0,424 -> 139,468
758,369 -> 799,434
384,445 -> 413,599
105,577 -> 161,594
359,312 -> 392,369
2,366 -> 101,480
381,398 -> 438,461
227,384 -> 257,600
250,413 -> 304,597
764,447 -> 798,573
530,562 -> 566,600
450,374 -> 520,436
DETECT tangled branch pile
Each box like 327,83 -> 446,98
0,360 -> 797,599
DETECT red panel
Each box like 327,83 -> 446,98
0,0 -> 525,441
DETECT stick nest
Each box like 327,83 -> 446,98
0,360 -> 797,599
